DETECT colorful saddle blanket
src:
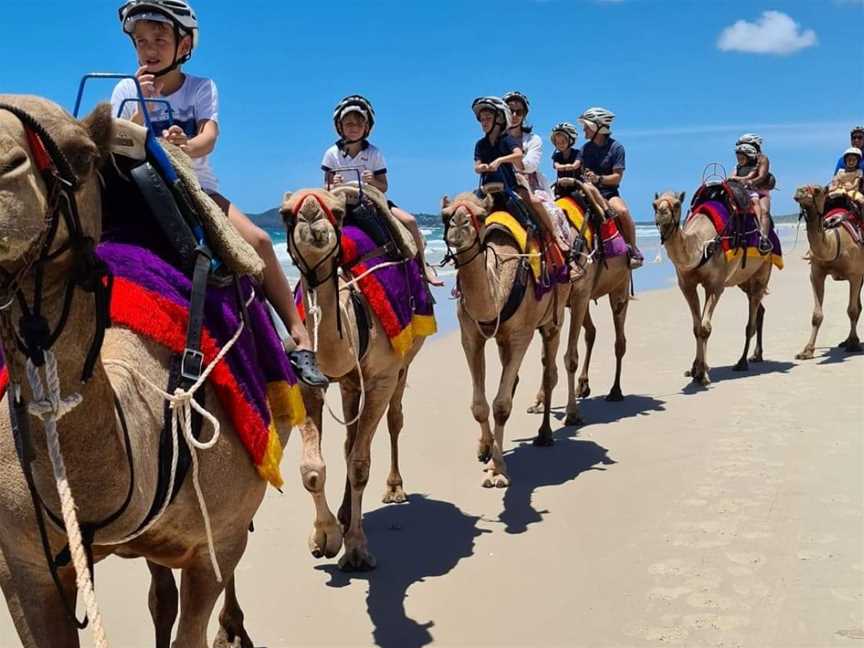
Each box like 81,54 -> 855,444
555,196 -> 629,258
824,207 -> 864,245
688,200 -> 784,270
338,225 -> 436,357
483,211 -> 568,296
99,242 -> 305,487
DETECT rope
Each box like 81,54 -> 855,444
102,286 -> 256,582
25,353 -> 108,648
322,298 -> 366,427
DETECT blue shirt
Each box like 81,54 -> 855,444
835,154 -> 864,174
552,147 -> 582,179
581,137 -> 625,198
475,133 -> 521,190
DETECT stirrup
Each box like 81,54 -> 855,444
628,246 -> 644,269
758,236 -> 773,255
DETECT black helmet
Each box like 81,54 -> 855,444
118,0 -> 199,75
333,95 -> 375,140
503,91 -> 530,114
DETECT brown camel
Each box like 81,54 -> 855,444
793,184 -> 864,358
653,191 -> 776,385
528,182 -> 632,423
441,191 -> 569,488
280,188 -> 428,571
0,96 -> 341,648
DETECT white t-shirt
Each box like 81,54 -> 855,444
516,131 -> 550,193
320,142 -> 387,185
111,75 -> 220,192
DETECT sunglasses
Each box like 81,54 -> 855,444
511,109 -> 525,116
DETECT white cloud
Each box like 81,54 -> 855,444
717,11 -> 817,55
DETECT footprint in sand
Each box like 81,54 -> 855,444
726,552 -> 766,568
648,586 -> 692,601
797,549 -> 836,561
681,613 -> 749,631
686,592 -> 736,610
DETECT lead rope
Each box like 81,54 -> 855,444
25,352 -> 108,648
102,287 -> 256,582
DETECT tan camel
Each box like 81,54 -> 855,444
440,191 -> 569,488
653,191 -> 775,385
0,96 -> 341,648
793,185 -> 864,358
280,188 -> 427,571
528,182 -> 632,422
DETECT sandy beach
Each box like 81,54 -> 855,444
2,250 -> 861,648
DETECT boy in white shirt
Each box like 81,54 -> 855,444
112,0 -> 326,386
322,95 -> 443,286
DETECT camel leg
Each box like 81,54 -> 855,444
533,322 -> 562,446
339,377 -> 397,571
841,274 -> 863,352
796,264 -> 827,360
679,281 -> 706,384
527,343 -> 549,415
461,325 -> 493,464
565,295 -> 591,425
172,530 -> 248,648
750,303 -> 766,363
382,368 -> 409,504
484,331 -> 534,488
0,544 -> 80,648
577,307 -> 596,398
734,284 -> 765,371
337,385 -> 360,530
213,575 -> 253,648
297,417 -> 343,559
606,287 -> 630,401
696,287 -> 723,384
147,561 -> 178,648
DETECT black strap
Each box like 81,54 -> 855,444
180,248 -> 212,386
479,260 -> 529,328
350,289 -> 371,360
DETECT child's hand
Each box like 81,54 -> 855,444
361,169 -> 374,184
135,65 -> 163,98
162,125 -> 188,149
332,173 -> 344,185
488,159 -> 501,172
476,163 -> 489,174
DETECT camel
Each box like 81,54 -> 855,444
793,185 -> 864,359
280,188 -> 429,571
0,96 -> 341,648
653,191 -> 777,385
528,181 -> 632,423
440,191 -> 569,488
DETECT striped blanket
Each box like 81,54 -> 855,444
555,196 -> 629,258
688,200 -> 783,269
99,242 -> 305,487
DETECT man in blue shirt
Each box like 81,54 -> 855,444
578,107 -> 642,268
835,126 -> 864,173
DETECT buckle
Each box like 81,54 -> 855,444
180,348 -> 205,382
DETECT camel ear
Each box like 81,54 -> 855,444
332,192 -> 347,223
81,102 -> 114,163
677,191 -> 686,204
279,192 -> 293,223
482,193 -> 494,213
441,195 -> 451,209
654,192 -> 659,200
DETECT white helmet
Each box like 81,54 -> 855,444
851,126 -> 864,137
502,91 -> 530,114
472,96 -> 513,129
735,143 -> 758,159
843,146 -> 863,160
119,0 -> 199,51
578,107 -> 615,135
550,122 -> 579,147
333,95 -> 375,139
736,133 -> 763,150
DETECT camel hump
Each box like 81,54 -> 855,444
331,184 -> 417,260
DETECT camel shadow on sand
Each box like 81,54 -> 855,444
817,343 -> 864,365
316,494 -> 487,648
681,359 -> 795,394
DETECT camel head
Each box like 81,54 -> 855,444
440,191 -> 492,255
793,184 -> 827,219
281,189 -> 347,271
652,191 -> 686,242
0,95 -> 112,269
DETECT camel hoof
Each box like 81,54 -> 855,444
605,389 -> 624,402
564,412 -> 583,426
482,473 -> 510,488
382,485 -> 408,504
748,353 -> 763,363
309,513 -> 343,559
795,350 -> 814,360
338,547 -> 377,572
684,370 -> 692,377
846,342 -> 863,353
576,382 -> 591,398
213,627 -> 252,648
526,403 -> 543,414
732,360 -> 748,372
532,434 -> 555,447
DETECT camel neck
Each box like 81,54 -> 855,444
456,238 -> 515,323
664,219 -> 711,271
804,206 -> 838,262
300,271 -> 358,379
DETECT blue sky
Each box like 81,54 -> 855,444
3,0 -> 863,218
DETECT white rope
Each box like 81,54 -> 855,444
308,289 -> 321,353
322,298 -> 366,427
25,353 -> 108,648
338,259 -> 405,292
102,287 -> 256,582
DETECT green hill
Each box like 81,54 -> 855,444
250,208 -> 441,230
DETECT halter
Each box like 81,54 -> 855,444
654,195 -> 681,244
284,192 -> 341,289
0,103 -> 112,383
441,199 -> 487,269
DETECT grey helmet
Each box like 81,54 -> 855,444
119,0 -> 199,50
578,107 -> 615,135
550,122 -> 579,147
735,143 -> 758,159
842,146 -> 863,161
472,96 -> 514,129
736,133 -> 763,151
851,126 -> 864,137
503,91 -> 530,114
333,95 -> 375,139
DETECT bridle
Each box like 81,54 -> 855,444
284,192 -> 342,289
654,195 -> 681,245
441,199 -> 487,269
0,103 -> 112,383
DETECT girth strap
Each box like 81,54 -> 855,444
479,260 -> 529,328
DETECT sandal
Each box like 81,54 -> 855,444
758,235 -> 773,255
287,349 -> 329,388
